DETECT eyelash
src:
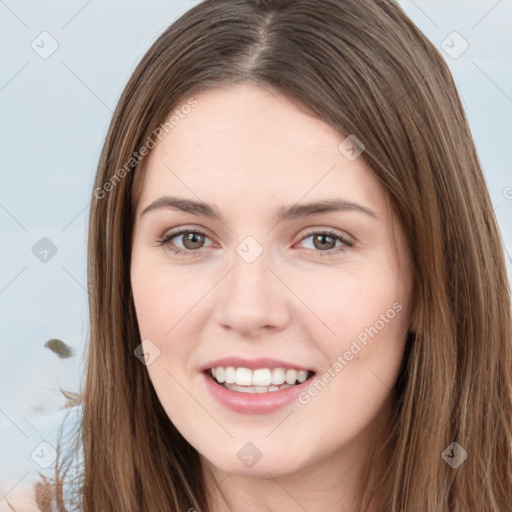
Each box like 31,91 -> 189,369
156,228 -> 354,257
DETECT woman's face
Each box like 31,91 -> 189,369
130,84 -> 414,481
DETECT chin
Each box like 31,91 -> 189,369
198,441 -> 310,478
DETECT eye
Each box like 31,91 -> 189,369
297,229 -> 353,254
156,227 -> 353,257
156,228 -> 213,255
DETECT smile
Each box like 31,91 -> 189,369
210,366 -> 312,393
201,360 -> 317,414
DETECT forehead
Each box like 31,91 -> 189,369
136,84 -> 385,217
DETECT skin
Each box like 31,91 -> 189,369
130,83 -> 416,511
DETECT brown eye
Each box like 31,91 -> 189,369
298,229 -> 353,255
312,233 -> 337,250
157,229 -> 212,255
181,232 -> 205,250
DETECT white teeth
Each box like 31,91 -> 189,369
297,370 -> 308,383
225,366 -> 236,384
223,383 -> 294,393
285,369 -> 298,385
235,367 -> 253,386
271,368 -> 285,385
216,367 -> 226,383
210,366 -> 311,389
252,368 -> 272,386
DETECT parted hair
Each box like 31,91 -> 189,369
33,0 -> 512,510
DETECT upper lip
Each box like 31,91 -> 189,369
200,357 -> 315,373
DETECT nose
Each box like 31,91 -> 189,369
212,246 -> 291,337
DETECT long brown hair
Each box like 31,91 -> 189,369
38,0 -> 512,510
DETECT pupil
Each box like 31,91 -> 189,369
184,232 -> 204,249
314,234 -> 335,250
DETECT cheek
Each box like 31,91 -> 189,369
130,256 -> 212,408
131,254 -> 205,340
298,263 -> 411,413
297,299 -> 408,440
131,282 -> 199,375
298,257 -> 411,417
131,263 -> 204,431
302,265 -> 408,343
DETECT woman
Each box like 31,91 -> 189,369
37,0 -> 512,510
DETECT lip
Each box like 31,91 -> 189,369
201,369 -> 315,415
200,357 -> 314,373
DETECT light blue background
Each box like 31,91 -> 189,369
1,0 -> 511,505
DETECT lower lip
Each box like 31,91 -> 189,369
202,371 -> 314,414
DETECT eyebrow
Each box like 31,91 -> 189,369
140,195 -> 379,222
